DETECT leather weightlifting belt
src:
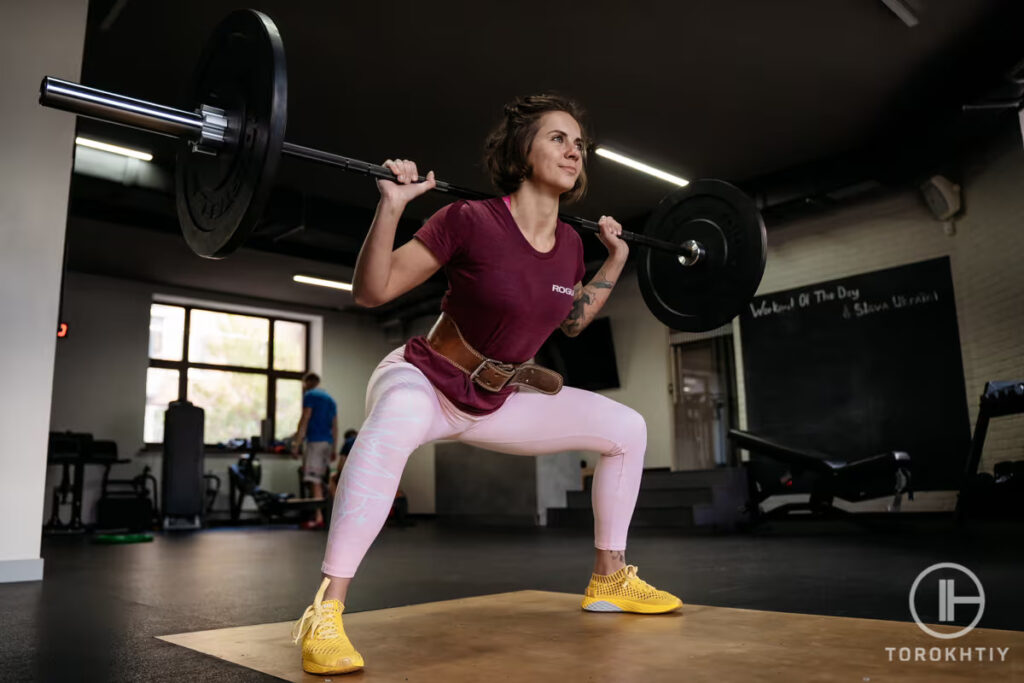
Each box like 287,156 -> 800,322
426,313 -> 563,395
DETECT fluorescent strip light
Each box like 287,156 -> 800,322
293,275 -> 353,291
75,136 -> 153,161
595,147 -> 688,186
879,0 -> 919,28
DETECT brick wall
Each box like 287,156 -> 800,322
670,138 -> 1024,509
745,142 -> 1024,477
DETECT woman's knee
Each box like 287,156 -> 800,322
604,405 -> 647,454
623,406 -> 647,443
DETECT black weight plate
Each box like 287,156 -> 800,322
177,9 -> 287,259
637,179 -> 766,332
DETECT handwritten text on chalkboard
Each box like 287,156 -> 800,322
749,284 -> 940,320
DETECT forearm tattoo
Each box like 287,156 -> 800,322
562,277 -> 613,336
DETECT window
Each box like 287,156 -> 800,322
144,303 -> 310,445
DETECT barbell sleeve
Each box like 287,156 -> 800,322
40,76 -> 205,140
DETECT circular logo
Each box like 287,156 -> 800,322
909,562 -> 985,639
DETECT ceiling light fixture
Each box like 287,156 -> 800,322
879,0 -> 919,28
595,147 -> 688,187
293,274 -> 353,291
74,136 -> 153,161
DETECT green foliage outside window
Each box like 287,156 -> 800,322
144,303 -> 308,445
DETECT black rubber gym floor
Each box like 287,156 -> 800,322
1,517 -> 1021,682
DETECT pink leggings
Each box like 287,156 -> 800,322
322,347 -> 647,578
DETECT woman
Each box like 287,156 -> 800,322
291,94 -> 682,676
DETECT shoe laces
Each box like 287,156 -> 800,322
291,577 -> 340,643
620,565 -> 656,595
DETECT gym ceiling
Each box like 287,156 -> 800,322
63,0 -> 1023,315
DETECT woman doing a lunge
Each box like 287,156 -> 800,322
292,94 -> 683,676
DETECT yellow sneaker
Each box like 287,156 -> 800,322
581,565 -> 683,614
291,577 -> 365,675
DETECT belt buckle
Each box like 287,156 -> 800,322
470,359 -> 513,392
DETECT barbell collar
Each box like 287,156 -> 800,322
677,239 -> 705,266
40,76 -> 205,141
191,104 -> 230,155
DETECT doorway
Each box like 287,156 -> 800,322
671,336 -> 738,471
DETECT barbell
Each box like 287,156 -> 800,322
39,8 -> 767,332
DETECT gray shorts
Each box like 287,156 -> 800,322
302,441 -> 333,484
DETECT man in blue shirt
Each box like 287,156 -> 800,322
292,372 -> 338,530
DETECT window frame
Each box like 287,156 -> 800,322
145,302 -> 311,447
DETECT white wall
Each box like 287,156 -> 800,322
50,274 -> 152,458
595,274 -> 675,469
0,0 -> 88,583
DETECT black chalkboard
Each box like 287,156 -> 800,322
739,257 -> 970,491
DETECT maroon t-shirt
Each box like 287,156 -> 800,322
404,197 -> 585,415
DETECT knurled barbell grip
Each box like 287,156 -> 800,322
281,142 -> 493,200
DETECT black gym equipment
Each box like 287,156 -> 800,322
37,8 -> 767,333
728,429 -> 913,521
956,379 -> 1024,520
97,464 -> 219,533
96,464 -> 160,533
45,432 -> 131,534
227,453 -> 328,524
162,400 -> 206,530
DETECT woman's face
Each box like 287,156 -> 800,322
525,110 -> 583,194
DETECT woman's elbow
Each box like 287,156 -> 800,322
351,281 -> 381,308
560,322 -> 581,338
352,288 -> 384,308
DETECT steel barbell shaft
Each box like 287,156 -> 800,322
39,76 -> 702,261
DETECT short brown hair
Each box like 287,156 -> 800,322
483,94 -> 589,204
302,372 -> 320,386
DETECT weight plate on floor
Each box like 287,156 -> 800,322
177,9 -> 287,259
637,179 -> 767,331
